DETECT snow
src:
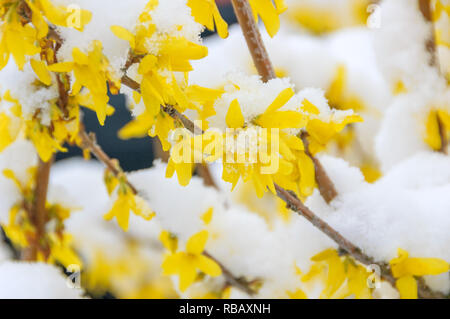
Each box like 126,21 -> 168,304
0,61 -> 58,123
0,140 -> 37,224
56,0 -> 203,75
0,262 -> 85,298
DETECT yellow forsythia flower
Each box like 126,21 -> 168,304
0,0 -> 91,70
249,0 -> 287,37
104,184 -> 155,232
161,230 -> 222,292
47,233 -> 83,269
187,0 -> 228,38
327,65 -> 366,112
160,230 -> 178,254
390,248 -> 449,299
201,207 -> 214,225
48,41 -> 120,126
305,248 -> 373,299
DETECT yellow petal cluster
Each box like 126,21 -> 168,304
390,248 -> 449,299
0,90 -> 86,162
187,0 -> 228,38
161,230 -> 222,292
2,168 -> 82,267
49,41 -> 120,125
303,248 -> 373,299
112,3 -> 223,149
0,0 -> 91,70
167,85 -> 360,199
249,0 -> 287,37
104,181 -> 155,232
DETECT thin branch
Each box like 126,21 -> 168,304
120,75 -> 220,188
230,0 -> 276,82
204,251 -> 256,295
78,127 -> 250,294
418,0 -> 440,69
230,0 -> 338,203
196,164 -> 220,190
23,157 -> 54,261
275,184 -> 446,299
301,134 -> 338,203
120,66 -> 445,300
79,128 -> 138,194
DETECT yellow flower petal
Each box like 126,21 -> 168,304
226,99 -> 245,128
196,255 -> 222,277
160,230 -> 178,253
396,276 -> 418,299
264,87 -> 295,114
110,25 -> 135,49
186,230 -> 209,255
47,62 -> 75,73
30,59 -> 52,85
178,259 -> 198,292
201,207 -> 214,225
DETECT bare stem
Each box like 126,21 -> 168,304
230,0 -> 276,82
204,251 -> 256,295
196,164 -> 220,190
79,128 -> 138,194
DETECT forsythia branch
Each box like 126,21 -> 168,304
204,252 -> 257,295
119,70 -> 450,298
274,184 -> 446,299
230,0 -> 276,82
230,0 -> 338,203
78,127 -> 252,294
24,157 -> 53,261
79,128 -> 138,194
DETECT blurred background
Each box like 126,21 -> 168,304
57,0 -> 236,171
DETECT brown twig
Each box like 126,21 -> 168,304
23,157 -> 54,261
418,0 -> 440,69
230,0 -> 276,82
301,134 -> 338,203
204,251 -> 256,295
230,0 -> 338,203
196,164 -> 220,190
18,2 -> 61,261
79,128 -> 138,194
